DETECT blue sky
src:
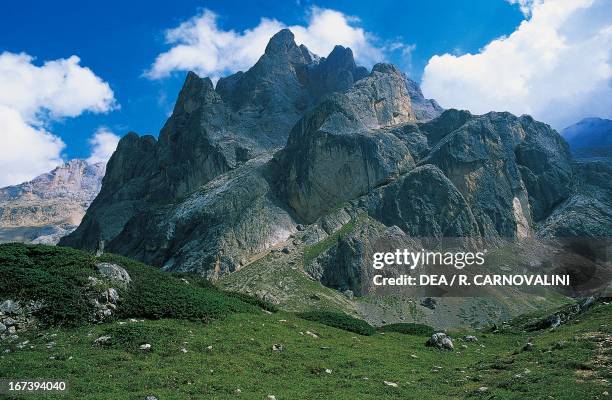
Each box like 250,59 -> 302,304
0,0 -> 610,186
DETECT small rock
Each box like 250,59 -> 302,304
144,396 -> 158,400
7,326 -> 16,334
281,247 -> 290,254
140,343 -> 151,351
420,297 -> 437,310
477,386 -> 488,393
93,335 -> 112,346
305,331 -> 319,338
463,335 -> 478,342
267,395 -> 277,400
0,300 -> 20,315
0,323 -> 6,333
426,332 -> 454,351
325,368 -> 332,374
3,317 -> 16,327
234,388 -> 241,395
181,347 -> 188,353
206,345 -> 213,351
107,288 -> 119,303
272,344 -> 283,352
383,381 -> 398,387
410,354 -> 418,359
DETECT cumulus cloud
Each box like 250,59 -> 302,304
146,7 -> 401,80
0,105 -> 66,187
0,52 -> 116,186
421,0 -> 612,129
507,0 -> 541,16
86,127 -> 120,164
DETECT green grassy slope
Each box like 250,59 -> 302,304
0,244 -> 609,399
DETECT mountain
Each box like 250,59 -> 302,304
60,30 -> 610,327
0,159 -> 105,244
561,117 -> 612,159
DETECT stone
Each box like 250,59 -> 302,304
139,343 -> 151,351
2,317 -> 16,326
426,333 -> 454,351
93,335 -> 112,346
463,335 -> 478,342
0,323 -> 5,333
95,263 -> 131,288
0,300 -> 20,315
272,344 -> 283,352
106,288 -> 119,303
145,396 -> 158,400
383,381 -> 399,387
420,297 -> 437,310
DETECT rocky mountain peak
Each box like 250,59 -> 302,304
264,28 -> 297,54
0,159 -> 106,244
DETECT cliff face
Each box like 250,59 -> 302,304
0,160 -> 105,244
60,30 -> 606,293
61,30 -> 441,252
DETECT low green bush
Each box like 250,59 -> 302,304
0,244 -> 261,327
378,323 -> 435,336
97,253 -> 255,322
0,243 -> 97,326
296,310 -> 376,336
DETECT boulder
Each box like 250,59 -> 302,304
426,332 -> 454,350
95,263 -> 131,288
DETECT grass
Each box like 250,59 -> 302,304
1,303 -> 609,399
1,244 -> 610,399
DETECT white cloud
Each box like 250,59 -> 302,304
0,105 -> 65,187
86,127 -> 120,164
0,52 -> 117,187
146,7 -> 400,80
507,0 -> 541,16
421,0 -> 612,129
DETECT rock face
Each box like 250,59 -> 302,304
0,160 -> 105,244
61,28 -> 608,289
61,30 -> 441,261
538,160 -> 612,238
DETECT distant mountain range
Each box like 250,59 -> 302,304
561,117 -> 612,158
0,159 -> 105,244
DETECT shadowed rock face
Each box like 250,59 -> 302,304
60,29 -> 604,283
61,29 -> 441,253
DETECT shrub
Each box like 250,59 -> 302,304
378,323 -> 435,336
296,310 -> 376,336
97,253 -> 256,322
0,243 -> 96,326
0,244 -> 260,327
